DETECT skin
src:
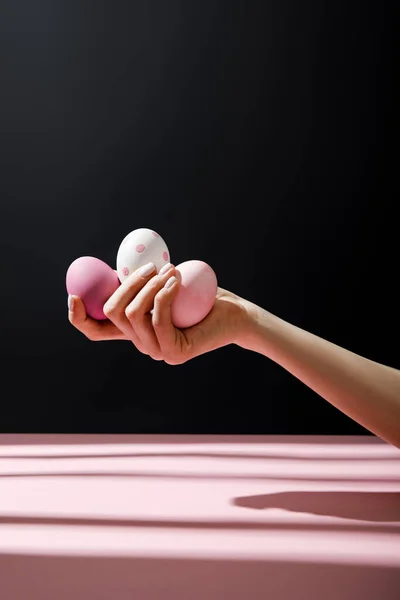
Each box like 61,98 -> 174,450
68,262 -> 400,448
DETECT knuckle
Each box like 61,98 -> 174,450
164,358 -> 178,366
154,289 -> 166,307
85,331 -> 99,342
134,344 -> 149,356
125,304 -> 139,321
130,339 -> 148,355
149,275 -> 162,289
152,316 -> 163,330
164,354 -> 183,366
103,301 -> 117,319
84,324 -> 104,342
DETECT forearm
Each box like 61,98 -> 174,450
238,300 -> 400,448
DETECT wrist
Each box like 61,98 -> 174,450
234,297 -> 287,359
234,298 -> 269,351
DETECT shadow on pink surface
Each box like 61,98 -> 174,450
1,490 -> 400,533
0,514 -> 398,535
1,554 -> 399,600
0,471 -> 398,483
232,491 -> 400,522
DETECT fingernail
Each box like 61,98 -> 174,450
138,262 -> 156,277
165,276 -> 177,289
159,262 -> 172,276
68,295 -> 75,312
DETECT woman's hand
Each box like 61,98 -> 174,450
68,262 -> 248,364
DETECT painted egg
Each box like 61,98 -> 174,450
116,228 -> 170,282
66,256 -> 120,320
171,260 -> 218,328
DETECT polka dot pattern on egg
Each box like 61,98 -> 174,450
116,228 -> 170,282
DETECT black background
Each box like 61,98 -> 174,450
0,1 -> 396,433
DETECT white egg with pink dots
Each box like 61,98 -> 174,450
116,228 -> 170,282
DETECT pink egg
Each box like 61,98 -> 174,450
171,260 -> 218,329
66,256 -> 120,321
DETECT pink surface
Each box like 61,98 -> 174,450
0,435 -> 399,599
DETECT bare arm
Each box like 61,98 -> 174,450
239,300 -> 400,448
68,263 -> 400,448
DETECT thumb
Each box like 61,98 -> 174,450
68,295 -> 88,326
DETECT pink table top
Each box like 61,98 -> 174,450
1,434 -> 399,599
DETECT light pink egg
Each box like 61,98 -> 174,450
171,260 -> 218,328
66,256 -> 120,321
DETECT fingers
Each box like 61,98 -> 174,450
152,275 -> 184,363
68,264 -> 188,363
68,296 -> 127,341
124,263 -> 177,358
104,262 -> 157,322
103,262 -> 157,349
